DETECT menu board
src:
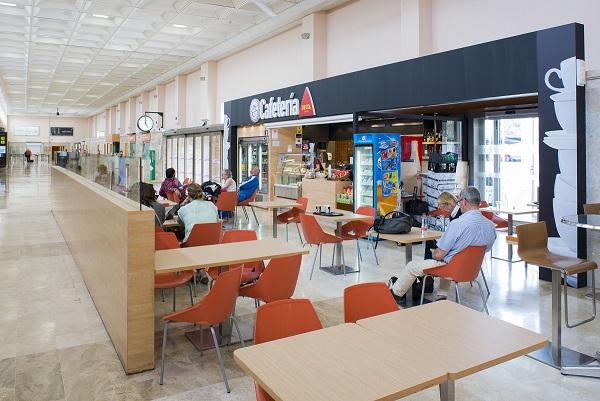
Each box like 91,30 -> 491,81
50,127 -> 74,136
15,126 -> 39,136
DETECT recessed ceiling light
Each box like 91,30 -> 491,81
93,14 -> 109,19
0,2 -> 17,7
173,24 -> 188,28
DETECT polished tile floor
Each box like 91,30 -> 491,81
1,162 -> 600,401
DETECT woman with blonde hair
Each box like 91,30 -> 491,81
220,169 -> 237,192
177,183 -> 219,242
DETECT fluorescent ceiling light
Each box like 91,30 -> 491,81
0,2 -> 17,7
392,122 -> 423,127
93,14 -> 109,19
173,24 -> 187,28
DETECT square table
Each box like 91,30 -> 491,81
480,207 -> 538,262
377,228 -> 443,305
234,301 -> 547,401
312,209 -> 372,275
250,199 -> 301,238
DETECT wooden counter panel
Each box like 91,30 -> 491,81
301,179 -> 348,211
51,166 -> 154,374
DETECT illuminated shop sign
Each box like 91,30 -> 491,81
249,87 -> 316,123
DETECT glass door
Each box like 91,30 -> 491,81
202,136 -> 210,182
210,134 -> 222,182
193,136 -> 202,183
239,143 -> 249,183
177,136 -> 185,182
259,142 -> 268,195
354,145 -> 374,209
473,112 -> 539,214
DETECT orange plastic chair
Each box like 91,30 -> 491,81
276,197 -> 309,242
339,206 -> 379,266
480,200 -> 508,229
238,254 -> 302,306
160,268 -> 243,392
237,189 -> 259,225
166,191 -> 182,204
299,213 -> 343,280
253,299 -> 323,401
343,282 -> 400,323
216,191 -> 238,226
206,230 -> 265,285
181,221 -> 222,293
420,246 -> 488,313
155,232 -> 194,311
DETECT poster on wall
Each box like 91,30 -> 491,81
15,126 -> 39,136
50,127 -> 74,136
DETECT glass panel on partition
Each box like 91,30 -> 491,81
210,134 -> 222,182
202,135 -> 210,182
473,112 -> 539,217
186,136 -> 193,182
177,137 -> 185,182
194,136 -> 202,183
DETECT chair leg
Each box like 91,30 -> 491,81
161,289 -> 165,302
454,282 -> 461,304
188,282 -> 194,306
476,280 -> 489,315
564,271 -> 596,328
357,240 -> 363,262
230,316 -> 246,347
172,288 -> 176,312
200,326 -> 204,356
285,224 -> 289,242
242,206 -> 249,220
420,275 -> 429,305
370,236 -> 379,265
193,271 -> 197,297
330,243 -> 335,267
480,269 -> 490,297
251,206 -> 259,225
210,326 -> 230,393
341,243 -> 347,275
296,223 -> 304,244
310,244 -> 320,280
159,322 -> 168,385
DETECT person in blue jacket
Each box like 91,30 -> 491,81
238,166 -> 260,202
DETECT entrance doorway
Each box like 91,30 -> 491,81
473,111 -> 539,215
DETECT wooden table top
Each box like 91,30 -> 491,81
161,217 -> 180,228
155,238 -> 309,274
234,323 -> 448,401
250,200 -> 301,209
311,209 -> 372,223
357,301 -> 548,380
377,227 -> 443,243
480,207 -> 539,215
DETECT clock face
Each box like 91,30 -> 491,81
137,115 -> 154,132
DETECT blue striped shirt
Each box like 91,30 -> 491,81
436,210 -> 497,263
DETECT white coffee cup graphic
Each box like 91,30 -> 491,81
553,100 -> 576,132
545,57 -> 577,93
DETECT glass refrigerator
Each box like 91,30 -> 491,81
353,133 -> 401,216
238,137 -> 268,200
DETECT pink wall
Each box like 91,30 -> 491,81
7,115 -> 90,143
186,69 -> 204,127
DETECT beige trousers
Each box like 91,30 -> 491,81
391,259 -> 450,297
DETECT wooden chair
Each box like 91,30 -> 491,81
516,222 -> 597,328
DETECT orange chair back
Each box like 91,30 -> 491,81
183,178 -> 190,186
343,282 -> 399,323
155,231 -> 180,250
164,267 -> 242,326
216,191 -> 237,212
238,189 -> 259,206
254,254 -> 302,303
295,197 -> 309,212
479,200 -> 494,220
253,298 -> 323,401
222,229 -> 264,274
424,246 -> 487,283
183,222 -> 222,247
299,214 -> 327,245
346,206 -> 376,236
166,191 -> 182,203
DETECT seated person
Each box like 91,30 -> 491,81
424,192 -> 462,259
94,164 -> 109,187
390,186 -> 496,301
220,169 -> 237,192
140,182 -> 165,226
159,168 -> 186,201
178,183 -> 219,243
238,166 -> 260,202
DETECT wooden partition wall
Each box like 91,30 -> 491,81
51,167 -> 155,373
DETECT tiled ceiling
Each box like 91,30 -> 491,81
0,0 -> 303,116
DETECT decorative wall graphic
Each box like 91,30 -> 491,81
543,56 -> 579,253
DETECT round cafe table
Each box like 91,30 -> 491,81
559,214 -> 600,378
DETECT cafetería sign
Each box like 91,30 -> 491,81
249,87 -> 316,123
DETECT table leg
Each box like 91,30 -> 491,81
320,221 -> 359,275
507,213 -> 514,261
404,244 -> 414,307
528,269 -> 598,369
439,380 -> 455,401
272,208 -> 278,238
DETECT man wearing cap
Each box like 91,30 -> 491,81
390,186 -> 496,301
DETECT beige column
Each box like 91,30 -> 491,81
128,96 -> 137,133
301,12 -> 327,82
109,106 -> 117,135
400,0 -> 432,59
118,101 -> 127,134
175,75 -> 187,129
201,61 -> 218,124
154,84 -> 165,131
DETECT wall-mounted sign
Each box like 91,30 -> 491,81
50,127 -> 74,136
15,126 -> 39,136
249,87 -> 316,123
